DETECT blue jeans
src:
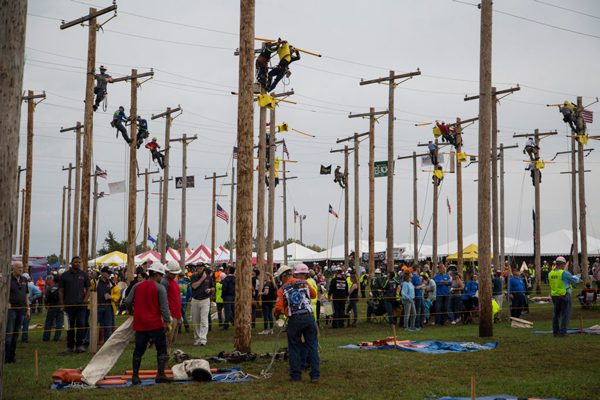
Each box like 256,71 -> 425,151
65,306 -> 87,349
97,305 -> 114,342
43,307 -> 64,341
384,300 -> 396,325
287,314 -> 320,380
435,294 -> 451,325
181,302 -> 189,330
450,296 -> 463,321
402,299 -> 416,329
262,303 -> 274,330
223,296 -> 235,328
5,308 -> 25,362
21,315 -> 30,342
414,297 -> 424,328
552,295 -> 572,335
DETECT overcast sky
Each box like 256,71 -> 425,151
21,0 -> 600,257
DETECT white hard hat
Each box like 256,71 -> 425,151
375,268 -> 382,274
166,260 -> 182,274
21,273 -> 30,280
274,265 -> 292,277
148,262 -> 166,275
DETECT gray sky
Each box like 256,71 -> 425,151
21,0 -> 600,256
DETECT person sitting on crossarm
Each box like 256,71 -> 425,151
523,137 -> 539,160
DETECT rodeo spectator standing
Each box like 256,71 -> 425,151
59,256 -> 90,353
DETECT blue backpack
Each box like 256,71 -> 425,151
282,280 -> 313,317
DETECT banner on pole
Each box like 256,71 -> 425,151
175,176 -> 195,189
374,161 -> 392,178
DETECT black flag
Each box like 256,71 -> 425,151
320,164 -> 332,175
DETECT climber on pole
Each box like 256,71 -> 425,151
111,106 -> 131,144
146,137 -> 165,169
268,40 -> 301,92
256,41 -> 280,90
93,65 -> 112,112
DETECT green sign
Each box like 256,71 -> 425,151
374,161 -> 389,178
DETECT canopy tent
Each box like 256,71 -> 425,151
303,240 -> 405,262
214,249 -> 232,263
89,251 -> 127,267
394,243 -> 434,260
186,247 -> 208,265
273,242 -> 318,263
437,234 -> 523,257
134,250 -> 161,264
446,243 -> 479,262
509,229 -> 600,256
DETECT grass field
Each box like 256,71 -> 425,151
5,299 -> 600,400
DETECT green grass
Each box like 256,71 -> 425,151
5,301 -> 600,400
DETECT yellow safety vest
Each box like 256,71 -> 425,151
215,282 -> 223,303
548,269 -> 566,296
307,278 -> 318,319
277,42 -> 291,63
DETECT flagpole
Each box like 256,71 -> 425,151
326,212 -> 330,268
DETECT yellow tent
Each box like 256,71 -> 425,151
446,243 -> 478,262
89,251 -> 127,267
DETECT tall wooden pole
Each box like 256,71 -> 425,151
282,156 -> 288,263
230,162 -> 235,264
533,130 -> 542,294
14,167 -> 25,255
477,0 -> 493,337
386,71 -> 395,271
234,0 -> 255,353
64,164 -> 73,265
23,91 -> 36,271
499,143 -> 505,268
19,189 -> 25,256
181,136 -> 188,268
413,152 -> 419,261
60,186 -> 66,265
266,108 -> 276,275
0,0 -> 28,390
126,70 -> 138,283
456,119 -> 464,275
432,151 -> 439,273
570,138 -> 579,272
368,108 -> 375,277
491,89 -> 500,271
72,123 -> 82,257
211,173 -> 217,266
576,96 -> 589,284
91,173 -> 98,259
143,169 -> 149,252
354,135 -> 361,271
344,146 -> 350,269
256,89 -> 267,279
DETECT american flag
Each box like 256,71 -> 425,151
583,109 -> 593,124
216,203 -> 229,223
328,204 -> 339,219
233,146 -> 238,159
446,197 -> 452,215
95,165 -> 107,179
410,220 -> 422,230
294,208 -> 299,223
283,140 -> 290,158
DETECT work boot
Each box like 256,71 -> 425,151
156,354 -> 172,384
131,355 -> 142,385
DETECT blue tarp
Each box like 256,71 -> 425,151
340,340 -> 497,354
432,396 -> 559,400
532,328 -> 600,335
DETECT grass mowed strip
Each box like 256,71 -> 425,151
5,304 -> 600,400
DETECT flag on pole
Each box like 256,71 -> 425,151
95,165 -> 107,179
283,140 -> 290,158
583,109 -> 593,124
328,204 -> 339,218
294,208 -> 299,223
216,203 -> 229,223
108,180 -> 126,194
446,197 -> 452,214
147,228 -> 157,244
410,220 -> 422,230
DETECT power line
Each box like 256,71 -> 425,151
532,0 -> 600,20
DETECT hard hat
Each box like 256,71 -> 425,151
99,65 -> 107,71
119,106 -> 124,111
148,262 -> 166,275
274,265 -> 292,277
166,260 -> 182,274
22,273 -> 30,280
555,256 -> 567,264
58,268 -> 65,275
335,266 -> 343,272
564,100 -> 569,105
152,137 -> 157,141
374,268 -> 382,274
293,263 -> 310,275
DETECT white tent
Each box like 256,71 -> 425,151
510,229 -> 600,256
437,234 -> 523,257
303,240 -> 406,262
273,243 -> 318,263
395,243 -> 434,260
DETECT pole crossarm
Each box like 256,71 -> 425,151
111,70 -> 154,84
464,85 -> 520,101
348,110 -> 388,119
417,142 -> 452,147
152,177 -> 173,183
336,131 -> 369,143
359,70 -> 421,86
151,106 -> 182,120
170,134 -> 199,143
330,147 -> 355,153
513,131 -> 558,138
60,3 -> 117,30
205,174 -> 228,180
59,122 -> 82,133
397,152 -> 428,160
138,170 -> 160,177
448,116 -> 479,127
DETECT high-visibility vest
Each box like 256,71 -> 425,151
215,282 -> 223,303
307,278 -> 318,319
548,269 -> 566,296
277,42 -> 291,63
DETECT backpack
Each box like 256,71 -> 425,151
282,280 -> 313,317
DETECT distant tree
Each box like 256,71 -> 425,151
151,233 -> 188,252
305,243 -> 324,252
47,253 -> 59,265
98,230 -> 145,256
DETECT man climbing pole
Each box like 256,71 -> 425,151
428,141 -> 438,166
333,166 -> 346,189
525,162 -> 540,186
146,137 -> 165,169
436,121 -> 456,146
432,165 -> 444,186
558,101 -> 577,132
93,65 -> 112,112
268,39 -> 301,92
523,137 -> 539,161
136,116 -> 149,149
111,106 -> 131,144
255,41 -> 280,90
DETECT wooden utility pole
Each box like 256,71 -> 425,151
498,143 -> 519,267
465,86 -> 520,270
61,122 -> 83,257
205,172 -> 227,266
14,166 -> 26,255
60,186 -> 67,265
331,146 -> 354,269
223,149 -> 237,264
299,213 -> 305,244
138,169 -> 159,252
234,0 -> 255,353
21,90 -> 45,271
0,0 -> 28,391
349,108 -> 388,277
576,96 -> 589,284
256,89 -> 268,276
61,3 -> 117,270
337,131 -> 369,272
62,164 -> 75,265
172,134 -> 198,268
19,189 -> 25,256
477,0 -> 493,338
281,153 -> 297,264
570,141 -> 580,272
90,171 -> 102,260
151,106 -> 181,262
513,129 -> 557,293
266,107 -> 276,277
360,70 -> 421,272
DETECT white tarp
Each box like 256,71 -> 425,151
509,229 -> 600,256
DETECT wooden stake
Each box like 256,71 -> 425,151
470,375 -> 476,400
0,2 -> 27,388
89,291 -> 98,353
234,0 -> 255,353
